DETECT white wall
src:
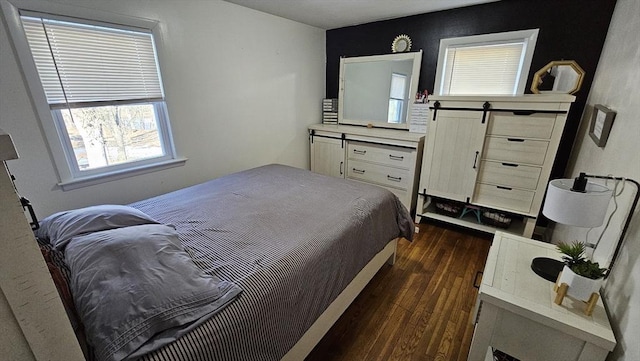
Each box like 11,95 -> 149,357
0,0 -> 325,217
550,0 -> 639,359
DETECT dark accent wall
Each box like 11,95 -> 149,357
326,0 -> 617,182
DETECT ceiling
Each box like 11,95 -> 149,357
223,0 -> 499,30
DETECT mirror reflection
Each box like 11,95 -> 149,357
531,60 -> 585,95
339,51 -> 422,129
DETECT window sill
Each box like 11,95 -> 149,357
57,157 -> 188,191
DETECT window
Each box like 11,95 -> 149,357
7,7 -> 182,189
434,29 -> 539,96
388,73 -> 407,123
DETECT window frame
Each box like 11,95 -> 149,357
434,29 -> 539,96
51,102 -> 176,179
1,0 -> 185,190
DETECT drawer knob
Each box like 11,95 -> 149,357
352,168 -> 365,174
389,154 -> 404,161
496,185 -> 513,190
387,175 -> 402,182
501,162 -> 519,167
353,149 -> 366,155
507,138 -> 525,142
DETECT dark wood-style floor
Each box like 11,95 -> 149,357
307,221 -> 493,361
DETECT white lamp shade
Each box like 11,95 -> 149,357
543,178 -> 613,227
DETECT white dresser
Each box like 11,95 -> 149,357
416,95 -> 575,237
309,124 -> 424,215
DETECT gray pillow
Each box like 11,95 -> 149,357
65,224 -> 242,361
36,205 -> 159,251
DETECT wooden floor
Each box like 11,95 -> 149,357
306,221 -> 493,361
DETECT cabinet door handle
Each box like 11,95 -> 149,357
512,110 -> 537,116
472,151 -> 479,169
352,168 -> 365,174
353,149 -> 366,155
387,175 -> 402,182
389,154 -> 404,161
497,185 -> 513,190
507,138 -> 525,142
501,162 -> 519,167
340,161 -> 343,175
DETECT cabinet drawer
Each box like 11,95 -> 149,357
347,160 -> 410,190
477,161 -> 541,190
473,183 -> 534,214
487,112 -> 556,139
483,137 -> 549,165
347,141 -> 414,169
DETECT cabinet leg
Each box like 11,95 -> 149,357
415,195 -> 425,224
523,218 -> 536,238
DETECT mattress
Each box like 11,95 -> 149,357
127,164 -> 414,360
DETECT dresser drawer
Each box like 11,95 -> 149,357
477,161 -> 541,190
483,137 -> 549,165
349,179 -> 409,209
347,141 -> 414,169
347,160 -> 410,189
473,183 -> 534,214
487,112 -> 556,139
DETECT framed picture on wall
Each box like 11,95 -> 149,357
588,104 -> 616,148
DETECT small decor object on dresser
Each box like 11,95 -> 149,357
589,104 -> 616,147
322,98 -> 338,124
409,102 -> 429,133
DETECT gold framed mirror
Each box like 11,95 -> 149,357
531,60 -> 585,94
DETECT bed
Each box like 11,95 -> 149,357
36,164 -> 414,361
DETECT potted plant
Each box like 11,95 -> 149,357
554,241 -> 607,315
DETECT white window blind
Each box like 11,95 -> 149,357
21,16 -> 163,108
389,73 -> 407,100
442,42 -> 525,95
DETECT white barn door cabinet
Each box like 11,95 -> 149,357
416,95 -> 575,237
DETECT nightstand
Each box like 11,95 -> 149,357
468,232 -> 616,361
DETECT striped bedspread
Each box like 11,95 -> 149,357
130,164 -> 414,361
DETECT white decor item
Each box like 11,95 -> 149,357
555,265 -> 603,316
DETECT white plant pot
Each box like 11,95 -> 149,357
558,265 -> 603,301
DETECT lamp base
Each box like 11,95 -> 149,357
531,257 -> 564,282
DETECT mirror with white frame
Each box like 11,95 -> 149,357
339,51 -> 422,130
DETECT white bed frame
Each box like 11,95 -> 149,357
2,146 -> 399,361
281,238 -> 398,360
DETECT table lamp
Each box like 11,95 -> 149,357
531,172 -> 639,282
